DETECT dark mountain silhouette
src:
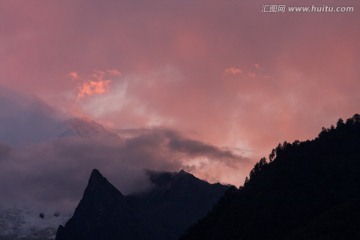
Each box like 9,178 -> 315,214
127,169 -> 229,239
180,114 -> 360,240
55,169 -> 158,240
56,169 -> 229,240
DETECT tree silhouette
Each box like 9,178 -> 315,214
180,114 -> 360,240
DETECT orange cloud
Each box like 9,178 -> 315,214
73,69 -> 121,98
78,79 -> 111,98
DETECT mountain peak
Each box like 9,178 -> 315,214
178,169 -> 187,174
85,169 -> 123,197
56,169 -> 155,240
89,169 -> 103,183
60,118 -> 120,140
177,169 -> 191,177
146,169 -> 195,188
173,169 -> 197,183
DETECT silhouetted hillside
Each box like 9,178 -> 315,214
180,114 -> 360,240
56,169 -> 229,240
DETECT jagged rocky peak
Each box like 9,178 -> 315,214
89,168 -> 102,182
87,169 -> 110,190
56,169 -> 155,240
82,169 -> 124,201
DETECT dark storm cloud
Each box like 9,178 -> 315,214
166,131 -> 240,162
123,128 -> 243,167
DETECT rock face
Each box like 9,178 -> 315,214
127,170 -> 229,239
180,114 -> 360,240
56,169 -> 158,240
56,169 -> 229,240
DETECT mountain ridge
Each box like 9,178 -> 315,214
56,169 -> 229,240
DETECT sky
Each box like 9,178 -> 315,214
0,0 -> 359,211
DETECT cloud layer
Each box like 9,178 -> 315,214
0,0 -> 359,208
0,88 -> 246,212
0,87 -> 68,146
0,128 -> 246,212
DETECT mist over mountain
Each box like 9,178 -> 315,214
2,88 -> 359,240
60,118 -> 121,141
0,89 -> 243,212
56,169 -> 229,240
0,87 -> 68,147
180,114 -> 360,240
1,0 -> 359,239
0,87 -> 120,145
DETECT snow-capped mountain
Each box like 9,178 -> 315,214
0,87 -> 121,147
59,118 -> 120,141
0,208 -> 70,240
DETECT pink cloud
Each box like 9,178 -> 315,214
224,67 -> 242,75
69,71 -> 79,80
0,0 -> 359,186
